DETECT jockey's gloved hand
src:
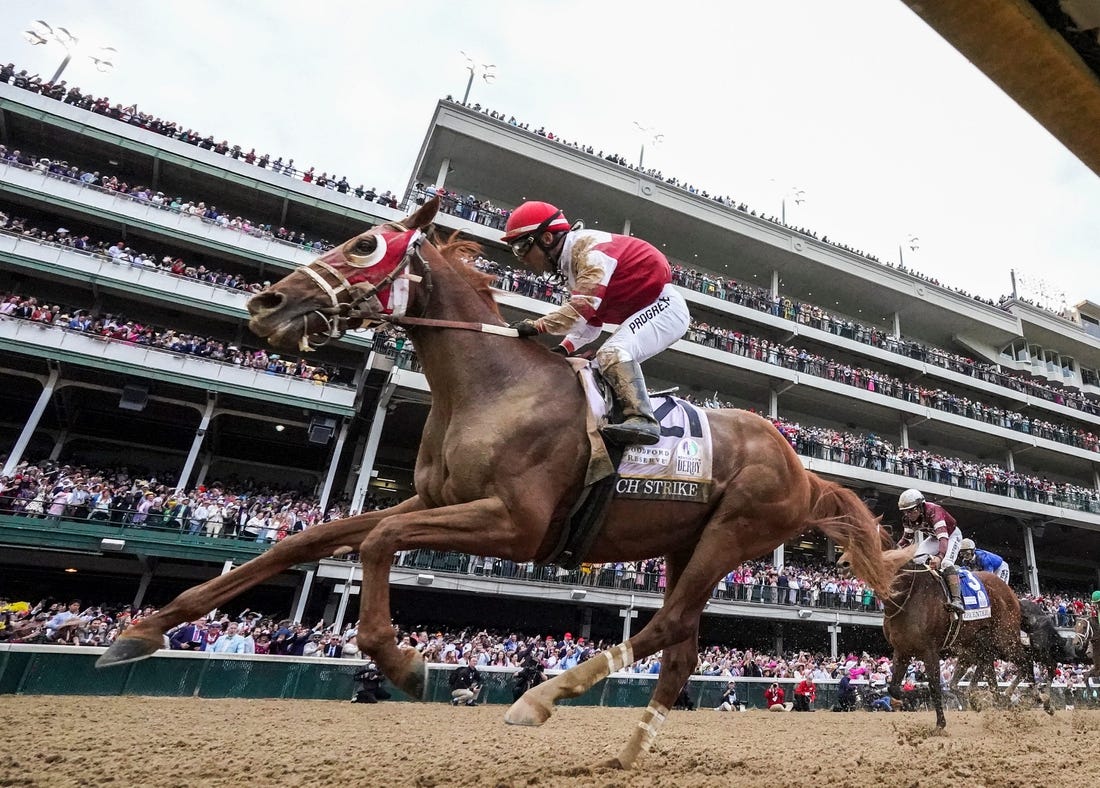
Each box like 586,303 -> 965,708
509,319 -> 541,337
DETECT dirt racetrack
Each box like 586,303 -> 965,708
3,696 -> 1097,787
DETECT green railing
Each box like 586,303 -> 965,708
3,646 -> 1096,709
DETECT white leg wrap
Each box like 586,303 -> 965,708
636,703 -> 669,752
602,642 -> 635,674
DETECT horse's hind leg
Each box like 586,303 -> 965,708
96,500 -> 418,667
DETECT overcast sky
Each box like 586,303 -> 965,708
8,1 -> 1100,307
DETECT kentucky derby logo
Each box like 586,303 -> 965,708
676,439 -> 702,475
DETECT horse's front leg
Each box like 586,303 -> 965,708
97,501 -> 420,667
924,649 -> 947,728
354,497 -> 535,699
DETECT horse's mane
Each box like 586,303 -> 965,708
431,230 -> 502,319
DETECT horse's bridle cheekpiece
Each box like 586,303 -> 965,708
296,222 -> 428,351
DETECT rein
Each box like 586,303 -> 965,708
385,315 -> 519,336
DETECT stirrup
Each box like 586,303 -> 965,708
601,419 -> 660,446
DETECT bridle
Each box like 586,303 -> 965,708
294,221 -> 432,351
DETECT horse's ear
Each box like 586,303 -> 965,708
403,197 -> 440,230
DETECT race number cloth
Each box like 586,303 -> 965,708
576,365 -> 714,502
958,568 -> 992,621
614,395 -> 714,503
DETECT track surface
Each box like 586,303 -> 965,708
3,696 -> 1096,786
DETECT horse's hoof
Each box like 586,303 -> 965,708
401,656 -> 428,701
504,695 -> 553,727
597,758 -> 625,770
96,636 -> 160,668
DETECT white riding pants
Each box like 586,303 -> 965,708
596,284 -> 690,367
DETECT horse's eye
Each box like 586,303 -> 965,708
353,238 -> 375,255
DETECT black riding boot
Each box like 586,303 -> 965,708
599,358 -> 660,446
942,564 -> 964,615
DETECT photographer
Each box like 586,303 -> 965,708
351,662 -> 391,704
449,654 -> 482,706
715,681 -> 744,712
764,681 -> 788,711
511,654 -> 546,702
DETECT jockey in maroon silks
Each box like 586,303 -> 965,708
897,489 -> 965,614
501,201 -> 690,446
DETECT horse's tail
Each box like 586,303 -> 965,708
804,473 -> 910,595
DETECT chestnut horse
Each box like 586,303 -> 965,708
99,198 -> 896,769
840,540 -> 1049,727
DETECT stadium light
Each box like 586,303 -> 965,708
460,51 -> 496,105
22,20 -> 117,84
633,122 -> 663,170
898,234 -> 919,268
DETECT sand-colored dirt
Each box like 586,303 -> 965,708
2,696 -> 1096,787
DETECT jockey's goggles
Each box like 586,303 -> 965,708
508,210 -> 564,259
509,236 -> 535,259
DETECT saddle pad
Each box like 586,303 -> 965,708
958,567 -> 992,621
576,366 -> 714,503
615,395 -> 714,503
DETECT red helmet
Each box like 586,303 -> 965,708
501,201 -> 570,243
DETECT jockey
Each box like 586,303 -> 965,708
896,489 -> 965,615
502,200 -> 690,446
957,538 -> 1010,584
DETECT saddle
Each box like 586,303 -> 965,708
542,360 -> 714,568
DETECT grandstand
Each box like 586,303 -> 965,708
1,78 -> 1098,658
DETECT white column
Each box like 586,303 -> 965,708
318,418 -> 351,516
435,157 -> 450,189
768,388 -> 779,419
770,269 -> 780,299
580,607 -> 593,642
899,419 -> 909,450
2,366 -> 60,477
893,312 -> 901,339
622,218 -> 631,236
48,428 -> 68,461
333,562 -> 358,632
176,396 -> 217,492
1023,525 -> 1040,597
619,595 -> 638,642
132,558 -> 157,609
1005,449 -> 1015,472
291,568 -> 315,623
772,544 -> 784,570
351,397 -> 392,515
194,452 -> 213,489
827,621 -> 841,659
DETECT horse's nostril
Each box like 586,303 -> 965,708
248,291 -> 285,316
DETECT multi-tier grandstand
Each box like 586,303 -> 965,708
2,74 -> 1098,657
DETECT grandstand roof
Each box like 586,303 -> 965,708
902,0 -> 1100,177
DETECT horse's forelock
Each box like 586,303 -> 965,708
431,234 -> 501,318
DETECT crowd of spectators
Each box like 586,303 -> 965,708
4,56 -> 1079,327
670,266 -> 1100,415
0,63 -> 401,213
438,98 -> 1070,314
686,320 -> 1100,452
4,60 -> 1085,328
769,417 -> 1100,512
0,459 -> 338,540
0,143 -> 335,254
0,290 -> 342,385
0,203 -> 274,294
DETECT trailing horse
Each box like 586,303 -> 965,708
98,198 -> 896,769
841,539 -> 1049,727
